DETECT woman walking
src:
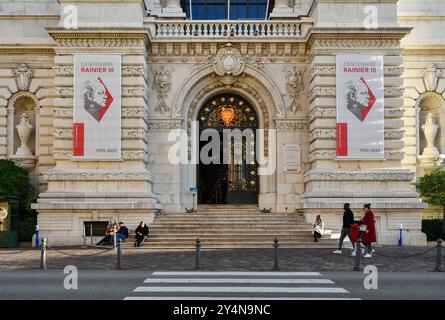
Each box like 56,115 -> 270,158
361,203 -> 376,258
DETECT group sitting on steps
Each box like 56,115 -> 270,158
97,220 -> 149,247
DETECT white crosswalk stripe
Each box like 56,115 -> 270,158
124,271 -> 359,300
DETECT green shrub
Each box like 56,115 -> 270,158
0,160 -> 37,241
422,219 -> 445,241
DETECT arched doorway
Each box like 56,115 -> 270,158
197,93 -> 259,205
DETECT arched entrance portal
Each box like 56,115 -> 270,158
197,93 -> 259,205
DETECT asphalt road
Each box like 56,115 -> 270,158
0,270 -> 444,300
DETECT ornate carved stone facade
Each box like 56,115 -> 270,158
0,0 -> 442,246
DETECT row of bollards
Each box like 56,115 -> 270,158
39,237 -> 443,272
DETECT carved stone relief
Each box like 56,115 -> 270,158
153,66 -> 172,114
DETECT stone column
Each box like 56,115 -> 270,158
270,0 -> 294,19
160,0 -> 186,18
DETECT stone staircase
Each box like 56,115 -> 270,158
130,205 -> 338,249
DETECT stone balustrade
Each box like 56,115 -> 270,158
151,20 -> 303,38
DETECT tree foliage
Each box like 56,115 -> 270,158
417,169 -> 445,236
416,169 -> 445,209
0,160 -> 37,241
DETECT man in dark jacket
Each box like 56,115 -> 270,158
134,221 -> 149,247
333,203 -> 355,254
114,222 -> 129,244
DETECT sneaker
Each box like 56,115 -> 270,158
363,253 -> 372,258
351,252 -> 356,256
333,250 -> 342,254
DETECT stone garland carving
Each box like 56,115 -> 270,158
275,120 -> 308,131
52,107 -> 147,119
422,64 -> 442,92
385,108 -> 405,118
310,39 -> 401,49
285,66 -> 304,112
308,150 -> 405,162
148,121 -> 182,130
309,86 -> 405,101
122,129 -> 147,140
122,87 -> 146,97
304,169 -> 415,182
53,128 -> 73,139
310,65 -> 404,77
309,108 -> 335,121
53,66 -> 74,76
384,129 -> 405,140
13,64 -> 34,92
52,150 -> 148,161
153,66 -> 171,114
122,66 -> 146,76
44,168 -> 152,181
384,87 -> 405,97
309,87 -> 336,101
308,129 -> 405,141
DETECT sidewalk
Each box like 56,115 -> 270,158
0,245 -> 441,272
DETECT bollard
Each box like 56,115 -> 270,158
35,225 -> 40,248
398,224 -> 403,248
435,239 -> 442,272
83,224 -> 86,247
40,238 -> 47,270
273,238 -> 279,271
90,224 -> 93,246
353,238 -> 362,271
114,232 -> 117,250
116,238 -> 122,270
195,238 -> 201,270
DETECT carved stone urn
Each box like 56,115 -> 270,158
419,113 -> 442,172
9,113 -> 37,171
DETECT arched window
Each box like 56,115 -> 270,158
181,0 -> 275,20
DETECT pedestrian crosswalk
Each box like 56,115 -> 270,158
124,271 -> 360,300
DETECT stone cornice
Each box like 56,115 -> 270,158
47,28 -> 149,48
0,46 -> 55,55
306,27 -> 411,51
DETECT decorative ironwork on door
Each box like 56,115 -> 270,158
198,94 -> 259,204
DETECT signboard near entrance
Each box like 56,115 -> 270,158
283,144 -> 301,173
73,54 -> 121,160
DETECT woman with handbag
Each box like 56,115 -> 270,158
361,203 -> 376,257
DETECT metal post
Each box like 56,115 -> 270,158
353,238 -> 362,271
195,238 -> 201,270
90,223 -> 93,245
40,238 -> 47,270
435,239 -> 442,272
35,225 -> 40,248
273,238 -> 279,271
114,231 -> 117,250
116,238 -> 122,270
83,224 -> 86,247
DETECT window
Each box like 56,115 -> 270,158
181,0 -> 274,20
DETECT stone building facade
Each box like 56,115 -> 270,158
0,0 -> 444,245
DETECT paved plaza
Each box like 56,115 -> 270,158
0,245 -> 441,272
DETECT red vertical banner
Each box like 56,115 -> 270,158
73,123 -> 84,157
336,122 -> 348,156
